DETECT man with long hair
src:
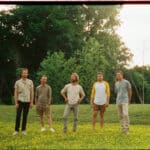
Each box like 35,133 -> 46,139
61,73 -> 85,133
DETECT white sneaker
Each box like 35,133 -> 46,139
50,128 -> 55,132
13,131 -> 18,136
41,127 -> 46,132
22,131 -> 27,135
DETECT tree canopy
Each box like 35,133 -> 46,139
0,5 -> 149,104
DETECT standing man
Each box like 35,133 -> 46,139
35,75 -> 55,132
61,73 -> 85,133
13,68 -> 34,135
90,72 -> 110,130
115,70 -> 132,135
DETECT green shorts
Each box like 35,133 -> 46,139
36,104 -> 50,116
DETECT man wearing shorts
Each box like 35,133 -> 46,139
35,75 -> 55,132
61,73 -> 85,133
90,72 -> 110,130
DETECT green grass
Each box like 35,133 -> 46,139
0,104 -> 150,149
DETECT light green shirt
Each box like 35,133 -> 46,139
115,79 -> 131,104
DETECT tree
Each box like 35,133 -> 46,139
36,51 -> 79,103
0,5 -> 134,104
0,5 -> 85,104
127,66 -> 150,104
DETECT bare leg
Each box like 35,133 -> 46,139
100,111 -> 105,128
47,113 -> 52,128
40,115 -> 44,128
92,110 -> 98,130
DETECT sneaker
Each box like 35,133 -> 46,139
63,130 -> 67,133
13,131 -> 18,136
50,128 -> 55,132
125,131 -> 130,135
41,127 -> 46,132
22,131 -> 27,135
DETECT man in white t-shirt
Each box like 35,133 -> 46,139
61,73 -> 85,133
90,72 -> 110,130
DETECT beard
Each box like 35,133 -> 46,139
71,79 -> 77,83
22,75 -> 27,78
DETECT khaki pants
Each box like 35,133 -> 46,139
117,103 -> 129,133
63,104 -> 79,132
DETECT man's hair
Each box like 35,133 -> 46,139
71,72 -> 79,81
97,71 -> 103,76
41,75 -> 47,79
116,70 -> 123,76
21,68 -> 28,73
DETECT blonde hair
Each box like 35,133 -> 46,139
71,72 -> 79,81
21,68 -> 28,73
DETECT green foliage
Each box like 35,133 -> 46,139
0,5 -> 139,104
36,37 -> 132,104
127,66 -> 150,104
36,51 -> 79,103
76,38 -> 110,102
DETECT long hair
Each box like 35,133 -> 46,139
71,73 -> 79,82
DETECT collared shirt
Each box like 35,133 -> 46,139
35,84 -> 52,106
91,81 -> 110,105
115,79 -> 131,104
61,83 -> 85,105
14,79 -> 34,102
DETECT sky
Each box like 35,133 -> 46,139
0,4 -> 150,68
117,4 -> 150,68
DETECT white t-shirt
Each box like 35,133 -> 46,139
61,83 -> 85,105
94,82 -> 107,105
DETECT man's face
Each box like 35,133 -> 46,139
41,77 -> 47,84
21,70 -> 28,78
116,72 -> 123,80
70,75 -> 77,83
97,74 -> 103,82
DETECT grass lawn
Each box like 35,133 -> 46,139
0,104 -> 150,149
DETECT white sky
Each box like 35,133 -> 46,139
117,4 -> 150,68
0,4 -> 150,68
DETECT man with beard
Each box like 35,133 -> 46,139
90,72 -> 110,130
13,68 -> 34,135
61,73 -> 85,133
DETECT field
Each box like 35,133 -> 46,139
0,104 -> 150,149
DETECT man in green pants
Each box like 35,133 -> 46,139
61,73 -> 85,133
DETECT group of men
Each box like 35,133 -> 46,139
13,68 -> 132,136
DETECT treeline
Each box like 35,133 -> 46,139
0,5 -> 149,104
